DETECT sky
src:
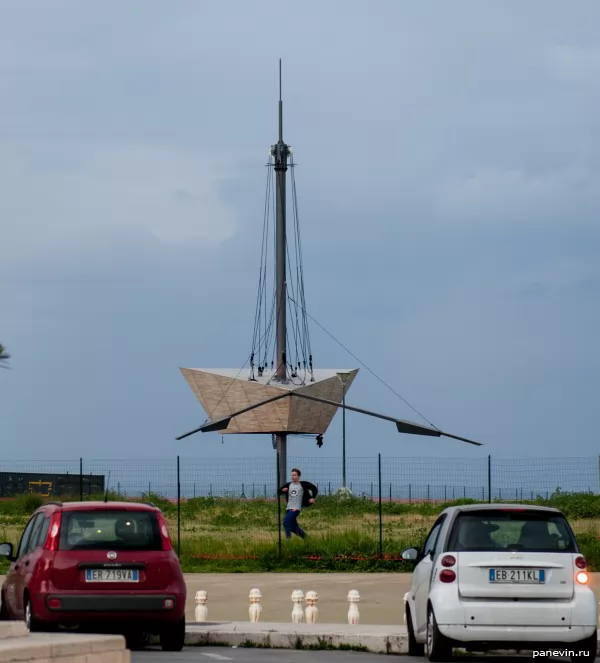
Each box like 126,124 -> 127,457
1,1 -> 599,473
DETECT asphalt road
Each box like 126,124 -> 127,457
131,649 -> 571,663
132,649 -> 402,662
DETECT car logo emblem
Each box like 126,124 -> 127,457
107,551 -> 117,560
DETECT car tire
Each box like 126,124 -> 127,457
571,629 -> 597,663
24,596 -> 45,633
425,605 -> 452,661
124,628 -> 149,651
0,592 -> 9,621
160,618 -> 186,652
405,605 -> 424,656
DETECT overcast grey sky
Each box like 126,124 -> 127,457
1,1 -> 599,466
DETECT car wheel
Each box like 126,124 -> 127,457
24,596 -> 44,633
159,618 -> 186,652
125,628 -> 149,651
405,604 -> 424,656
571,629 -> 597,663
0,592 -> 9,621
425,605 -> 452,661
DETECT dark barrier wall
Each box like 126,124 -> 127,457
0,471 -> 105,498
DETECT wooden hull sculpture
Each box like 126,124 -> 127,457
179,367 -> 358,436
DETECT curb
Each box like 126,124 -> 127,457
185,623 -> 408,654
184,623 -> 600,656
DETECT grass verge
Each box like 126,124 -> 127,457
0,490 -> 598,573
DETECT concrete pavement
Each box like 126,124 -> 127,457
181,573 -> 411,625
179,572 -> 600,625
1,572 -> 599,625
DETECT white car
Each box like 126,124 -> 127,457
402,503 -> 597,661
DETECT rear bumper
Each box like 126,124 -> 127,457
439,624 -> 597,646
430,583 -> 597,643
46,594 -> 178,612
34,592 -> 185,623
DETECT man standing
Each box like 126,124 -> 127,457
278,468 -> 318,540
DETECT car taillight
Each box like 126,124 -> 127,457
45,512 -> 62,551
575,556 -> 586,569
439,569 -> 456,583
157,512 -> 173,551
576,571 -> 589,585
441,555 -> 456,567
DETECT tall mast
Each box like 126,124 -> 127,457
271,59 -> 291,487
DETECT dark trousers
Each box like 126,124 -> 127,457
283,509 -> 306,539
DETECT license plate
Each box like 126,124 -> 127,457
85,568 -> 139,583
489,568 -> 545,583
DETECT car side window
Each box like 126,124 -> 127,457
35,516 -> 51,551
422,515 -> 446,558
27,514 -> 49,554
16,513 -> 41,558
433,516 -> 448,556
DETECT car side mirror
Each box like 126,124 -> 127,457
0,542 -> 15,562
401,546 -> 420,562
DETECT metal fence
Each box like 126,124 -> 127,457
1,455 -> 598,562
1,454 -> 599,502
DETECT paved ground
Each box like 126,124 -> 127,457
181,572 -> 410,624
1,571 -> 598,625
179,572 -> 600,625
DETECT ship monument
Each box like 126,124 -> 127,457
176,61 -> 482,491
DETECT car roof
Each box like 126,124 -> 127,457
443,503 -> 562,515
40,501 -> 158,512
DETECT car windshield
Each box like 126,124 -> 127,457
447,509 -> 578,553
59,510 -> 162,551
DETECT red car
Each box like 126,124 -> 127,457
0,500 -> 186,651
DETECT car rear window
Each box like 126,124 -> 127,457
448,509 -> 578,553
59,510 -> 162,551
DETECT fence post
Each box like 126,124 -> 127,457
79,458 -> 83,501
487,454 -> 491,503
378,454 -> 383,559
176,456 -> 181,558
277,454 -> 282,558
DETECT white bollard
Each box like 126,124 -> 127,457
249,588 -> 263,623
194,590 -> 208,622
347,589 -> 360,625
304,590 -> 319,623
291,589 -> 305,623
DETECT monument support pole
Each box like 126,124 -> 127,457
273,59 -> 290,487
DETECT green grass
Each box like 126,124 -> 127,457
0,490 -> 598,573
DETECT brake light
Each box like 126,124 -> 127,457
576,571 -> 589,585
439,569 -> 456,583
575,556 -> 586,569
156,512 -> 173,551
44,512 -> 62,551
441,555 -> 456,567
